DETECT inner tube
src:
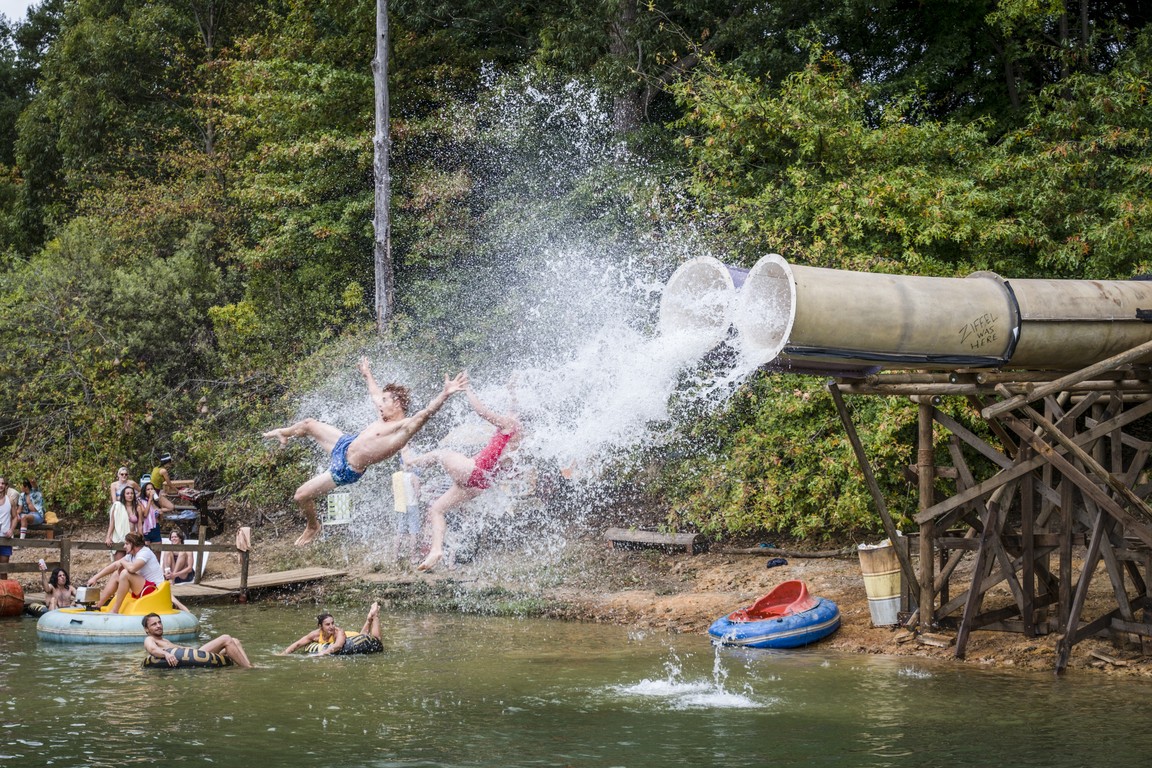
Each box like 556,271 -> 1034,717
142,646 -> 234,669
24,602 -> 49,617
303,632 -> 384,656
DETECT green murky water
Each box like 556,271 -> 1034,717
2,605 -> 1150,767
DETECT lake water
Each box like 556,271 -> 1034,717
2,605 -> 1151,767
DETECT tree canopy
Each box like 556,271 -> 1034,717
0,0 -> 1150,538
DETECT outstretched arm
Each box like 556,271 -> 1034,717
404,372 -> 469,429
358,355 -> 389,412
280,630 -> 319,655
466,386 -> 519,433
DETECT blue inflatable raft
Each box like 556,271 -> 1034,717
708,580 -> 841,649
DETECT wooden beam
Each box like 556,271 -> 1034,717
933,408 -> 1014,469
982,338 -> 1152,419
827,383 -> 919,596
1056,511 -> 1108,673
1016,399 -> 1152,530
917,395 -> 1152,524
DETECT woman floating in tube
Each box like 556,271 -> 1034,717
402,380 -> 521,572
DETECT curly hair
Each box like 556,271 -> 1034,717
382,383 -> 411,414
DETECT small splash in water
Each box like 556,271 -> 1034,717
608,650 -> 766,710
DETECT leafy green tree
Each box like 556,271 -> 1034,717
216,0 -> 377,373
674,27 -> 1152,279
658,375 -> 919,540
0,217 -> 223,515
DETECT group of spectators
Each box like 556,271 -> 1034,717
106,453 -> 177,547
0,476 -> 46,579
1,453 -> 199,605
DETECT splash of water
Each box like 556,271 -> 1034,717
287,73 -> 760,573
609,648 -> 764,710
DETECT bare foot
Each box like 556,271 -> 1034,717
262,428 -> 288,447
416,551 -> 442,572
295,522 -> 322,546
367,601 -> 380,620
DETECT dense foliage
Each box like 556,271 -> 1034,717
0,0 -> 1149,539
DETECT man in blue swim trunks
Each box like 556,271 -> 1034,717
264,356 -> 468,545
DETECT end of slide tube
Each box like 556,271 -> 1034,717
658,256 -> 748,355
731,254 -> 796,366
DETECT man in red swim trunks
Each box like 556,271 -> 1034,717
86,532 -> 166,613
264,356 -> 468,546
402,381 -> 521,572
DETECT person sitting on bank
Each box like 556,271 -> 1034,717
142,612 -> 253,668
279,602 -> 383,656
160,529 -> 196,583
38,561 -> 76,610
17,478 -> 45,538
86,532 -> 165,614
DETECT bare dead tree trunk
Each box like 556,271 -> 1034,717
372,0 -> 395,332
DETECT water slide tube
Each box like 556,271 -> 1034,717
659,254 -> 1152,372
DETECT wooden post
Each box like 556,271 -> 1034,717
239,550 -> 249,604
195,520 -> 207,585
1021,450 -> 1036,637
372,0 -> 394,330
60,536 -> 71,575
920,519 -> 935,629
917,401 -> 936,628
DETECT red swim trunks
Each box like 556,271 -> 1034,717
466,429 -> 516,490
131,581 -> 158,600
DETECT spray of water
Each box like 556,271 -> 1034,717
289,72 -> 762,578
608,647 -> 765,710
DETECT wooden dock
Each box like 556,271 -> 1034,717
200,566 -> 347,592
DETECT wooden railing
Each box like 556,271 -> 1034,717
0,536 -> 250,598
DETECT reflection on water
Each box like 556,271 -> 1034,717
2,606 -> 1152,767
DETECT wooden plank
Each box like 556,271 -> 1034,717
604,528 -> 699,553
172,582 -> 237,599
199,567 -> 347,591
917,632 -> 956,648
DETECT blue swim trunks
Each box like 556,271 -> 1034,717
329,433 -> 365,487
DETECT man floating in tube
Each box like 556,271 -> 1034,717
264,356 -> 468,546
